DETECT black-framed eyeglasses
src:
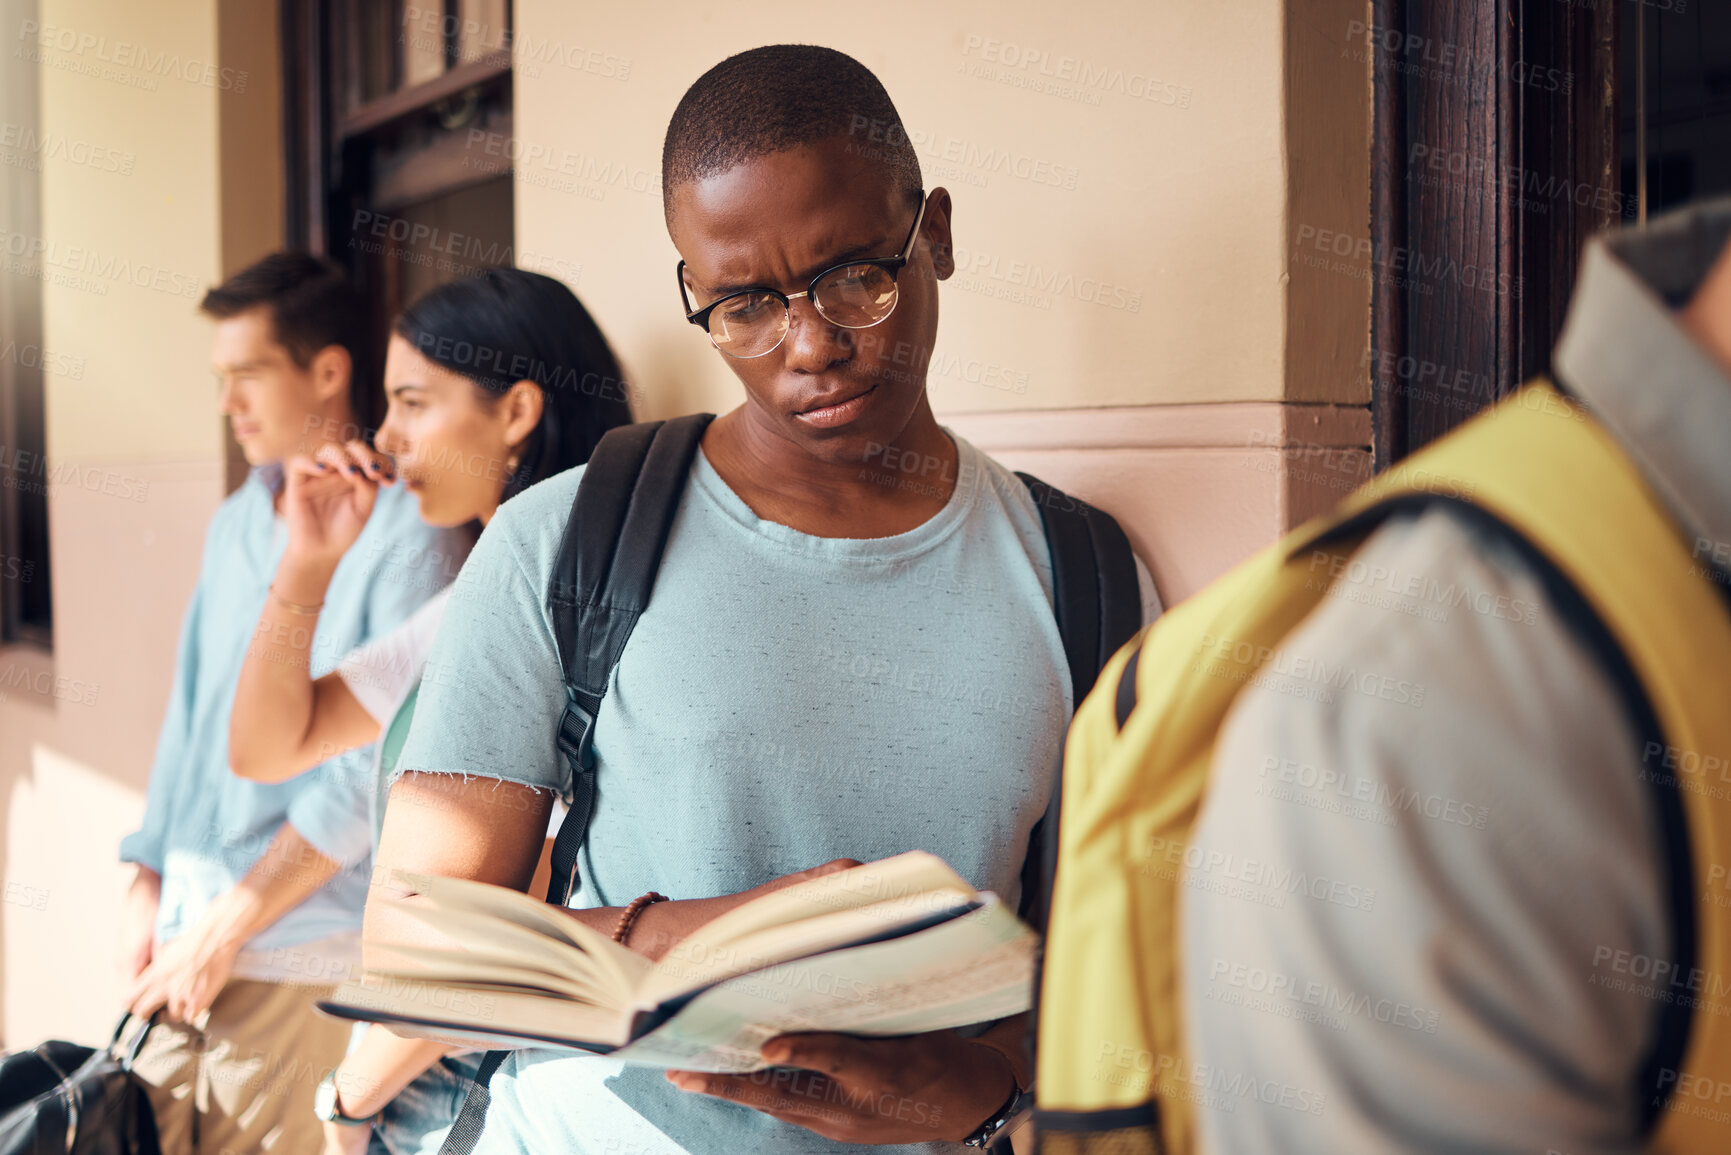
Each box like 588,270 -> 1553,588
676,191 -> 929,359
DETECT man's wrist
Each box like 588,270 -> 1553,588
952,1037 -> 1023,1145
315,1068 -> 377,1125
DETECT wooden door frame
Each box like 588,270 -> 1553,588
1369,0 -> 1621,467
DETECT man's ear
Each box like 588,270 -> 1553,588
922,188 -> 955,282
309,344 -> 353,405
500,379 -> 546,451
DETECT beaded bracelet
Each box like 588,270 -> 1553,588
612,892 -> 670,945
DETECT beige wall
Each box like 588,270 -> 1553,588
514,0 -> 1371,600
0,0 -> 278,1046
514,0 -> 1326,415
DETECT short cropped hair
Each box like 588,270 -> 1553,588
662,45 -> 922,226
200,252 -> 379,433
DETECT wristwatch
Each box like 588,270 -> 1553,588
961,1082 -> 1032,1149
314,1069 -> 376,1127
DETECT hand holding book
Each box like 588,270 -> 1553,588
667,1022 -> 1025,1145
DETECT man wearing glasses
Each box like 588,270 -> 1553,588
369,44 -> 1158,1154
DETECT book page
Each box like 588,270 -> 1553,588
668,852 -> 974,955
640,890 -> 976,1007
320,975 -> 629,1048
612,898 -> 1034,1073
372,943 -> 614,1004
390,872 -> 652,999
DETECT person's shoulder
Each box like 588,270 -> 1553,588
1258,504 -> 1589,722
947,433 -> 1037,519
454,464 -> 590,589
198,475 -> 271,564
497,462 -> 589,526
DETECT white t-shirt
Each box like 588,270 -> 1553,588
336,586 -> 565,843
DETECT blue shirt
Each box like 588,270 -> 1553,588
397,433 -> 1160,1154
120,464 -> 471,974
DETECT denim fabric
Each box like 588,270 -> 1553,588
369,1052 -> 484,1155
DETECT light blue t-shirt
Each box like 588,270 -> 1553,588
397,432 -> 1159,1154
119,465 -> 471,980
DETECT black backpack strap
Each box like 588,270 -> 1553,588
1013,472 -> 1143,933
438,1049 -> 508,1155
1015,473 -> 1143,1087
546,413 -> 714,908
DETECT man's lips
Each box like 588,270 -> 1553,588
794,382 -> 878,428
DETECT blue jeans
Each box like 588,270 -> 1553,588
368,1052 -> 484,1155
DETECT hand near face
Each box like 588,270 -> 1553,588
281,440 -> 396,568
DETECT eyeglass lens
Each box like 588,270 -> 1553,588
708,263 -> 899,357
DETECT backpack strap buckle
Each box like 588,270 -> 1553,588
557,695 -> 599,771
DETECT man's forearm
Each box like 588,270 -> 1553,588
204,823 -> 342,952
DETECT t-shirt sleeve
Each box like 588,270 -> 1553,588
396,512 -> 567,796
1181,512 -> 1664,1155
285,749 -> 375,867
335,591 -> 446,724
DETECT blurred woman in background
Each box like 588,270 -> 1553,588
228,267 -> 633,1155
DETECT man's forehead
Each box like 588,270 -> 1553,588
671,161 -> 902,286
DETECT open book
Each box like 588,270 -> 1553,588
318,852 -> 1034,1072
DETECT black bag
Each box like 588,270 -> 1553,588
440,415 -> 1143,1154
0,1016 -> 160,1155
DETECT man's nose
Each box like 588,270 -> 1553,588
780,296 -> 852,372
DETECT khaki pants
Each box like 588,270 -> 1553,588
126,978 -> 352,1154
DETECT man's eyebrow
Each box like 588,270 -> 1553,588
213,359 -> 267,374
705,236 -> 892,298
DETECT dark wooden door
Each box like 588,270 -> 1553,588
1369,0 -> 1621,466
